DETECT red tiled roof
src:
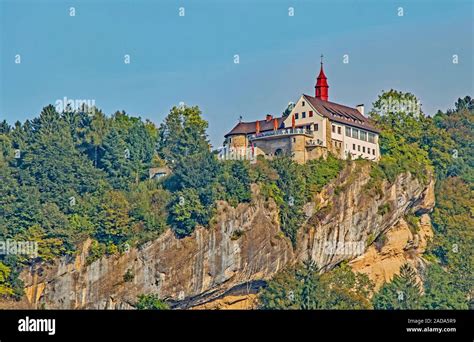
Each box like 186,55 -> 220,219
224,117 -> 285,137
224,97 -> 380,137
303,94 -> 380,133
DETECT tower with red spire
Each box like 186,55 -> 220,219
315,54 -> 329,101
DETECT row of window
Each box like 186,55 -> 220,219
344,126 -> 376,143
332,124 -> 376,144
294,111 -> 313,119
352,143 -> 376,155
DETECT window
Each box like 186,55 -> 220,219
362,146 -> 366,153
292,138 -> 296,142
345,126 -> 351,136
302,112 -> 306,118
302,101 -> 305,106
360,131 -> 367,141
338,127 -> 341,135
309,111 -> 313,117
368,133 -> 375,143
358,145 -> 361,151
332,125 -> 336,133
353,144 -> 356,150
352,128 -> 359,139
306,125 -> 311,131
229,138 -> 232,143
314,124 -> 319,131
295,113 -> 299,119
372,149 -> 376,155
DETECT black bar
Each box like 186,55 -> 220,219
0,310 -> 472,341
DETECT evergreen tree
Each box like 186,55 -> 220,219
373,264 -> 422,309
99,128 -> 133,189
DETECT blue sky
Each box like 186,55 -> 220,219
1,0 -> 472,147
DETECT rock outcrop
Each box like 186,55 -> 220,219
12,163 -> 435,309
349,214 -> 434,290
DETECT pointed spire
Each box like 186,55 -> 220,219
315,54 -> 329,101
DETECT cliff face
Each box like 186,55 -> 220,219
349,214 -> 434,290
297,163 -> 435,270
16,163 -> 434,309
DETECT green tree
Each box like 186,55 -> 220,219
0,262 -> 14,296
260,262 -> 373,309
373,264 -> 422,309
421,263 -> 468,309
99,128 -> 133,189
217,160 -> 252,206
128,181 -> 170,241
96,191 -> 132,248
168,189 -> 205,237
158,105 -> 209,165
18,106 -> 103,210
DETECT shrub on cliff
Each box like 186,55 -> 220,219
136,294 -> 169,310
251,154 -> 344,247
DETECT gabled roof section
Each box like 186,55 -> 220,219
303,94 -> 380,133
225,117 -> 285,137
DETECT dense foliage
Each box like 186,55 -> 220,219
369,94 -> 473,309
250,155 -> 343,246
260,262 -> 374,309
372,263 -> 422,309
0,104 -> 253,298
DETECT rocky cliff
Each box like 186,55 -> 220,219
349,214 -> 434,290
14,162 -> 435,309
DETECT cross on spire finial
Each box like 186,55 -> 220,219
320,54 -> 324,65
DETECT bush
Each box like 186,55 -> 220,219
136,294 -> 169,310
123,269 -> 134,282
86,240 -> 106,265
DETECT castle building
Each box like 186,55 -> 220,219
222,58 -> 380,164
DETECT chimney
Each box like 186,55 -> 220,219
356,104 -> 364,116
265,114 -> 273,122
